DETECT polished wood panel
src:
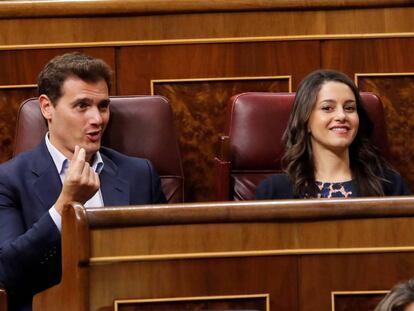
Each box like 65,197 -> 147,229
116,295 -> 267,311
117,41 -> 319,94
2,8 -> 414,46
300,253 -> 413,311
321,38 -> 414,76
91,257 -> 295,310
117,41 -> 319,201
0,288 -> 6,311
153,78 -> 290,202
0,48 -> 116,85
33,198 -> 414,311
0,88 -> 37,162
333,292 -> 386,311
0,0 -> 412,18
322,38 -> 414,192
357,75 -> 414,193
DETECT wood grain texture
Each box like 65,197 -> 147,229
117,41 -> 319,201
34,201 -> 414,311
321,38 -> 414,76
117,296 -> 267,311
0,288 -> 7,311
0,88 -> 37,163
2,8 -> 414,46
300,253 -> 414,311
0,0 -> 412,18
357,76 -> 414,194
154,79 -> 290,202
322,38 -> 414,193
0,48 -> 116,85
84,197 -> 414,227
33,204 -> 90,310
333,293 -> 385,311
90,256 -> 297,311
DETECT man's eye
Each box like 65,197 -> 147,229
99,104 -> 109,111
77,103 -> 88,109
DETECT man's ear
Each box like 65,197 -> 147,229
39,94 -> 54,121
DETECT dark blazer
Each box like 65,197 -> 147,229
0,141 -> 166,311
256,169 -> 410,200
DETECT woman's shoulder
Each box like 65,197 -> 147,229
382,167 -> 411,195
256,173 -> 295,200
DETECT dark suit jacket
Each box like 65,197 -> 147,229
0,140 -> 166,310
256,169 -> 410,200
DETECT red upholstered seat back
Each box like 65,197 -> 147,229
13,96 -> 184,203
215,92 -> 388,201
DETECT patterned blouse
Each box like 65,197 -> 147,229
316,180 -> 354,198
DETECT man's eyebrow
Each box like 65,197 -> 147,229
71,97 -> 92,105
99,98 -> 111,105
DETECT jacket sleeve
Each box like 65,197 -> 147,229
256,174 -> 294,200
0,172 -> 61,299
146,160 -> 167,204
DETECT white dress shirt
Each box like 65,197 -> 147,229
45,134 -> 104,231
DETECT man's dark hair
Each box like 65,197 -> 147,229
37,52 -> 112,104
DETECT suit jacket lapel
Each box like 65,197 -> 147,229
31,142 -> 129,208
31,141 -> 62,209
100,153 -> 130,206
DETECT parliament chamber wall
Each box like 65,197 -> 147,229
1,0 -> 414,202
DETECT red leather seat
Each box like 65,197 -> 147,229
14,96 -> 184,203
214,92 -> 388,201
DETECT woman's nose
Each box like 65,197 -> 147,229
334,107 -> 346,121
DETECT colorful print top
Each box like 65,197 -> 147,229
316,180 -> 354,198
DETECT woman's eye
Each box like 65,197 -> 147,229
322,106 -> 332,111
345,106 -> 356,112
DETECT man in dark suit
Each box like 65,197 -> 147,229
0,52 -> 166,311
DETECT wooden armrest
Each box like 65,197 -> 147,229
216,135 -> 230,162
0,287 -> 8,311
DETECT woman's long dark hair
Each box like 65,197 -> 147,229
282,69 -> 391,197
374,279 -> 414,311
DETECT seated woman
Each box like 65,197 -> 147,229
256,69 -> 409,199
375,278 -> 414,311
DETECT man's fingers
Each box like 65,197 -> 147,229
68,147 -> 86,174
72,145 -> 80,161
80,161 -> 90,180
77,147 -> 85,161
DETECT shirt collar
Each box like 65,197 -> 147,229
45,133 -> 104,175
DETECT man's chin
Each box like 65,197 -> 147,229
82,143 -> 101,159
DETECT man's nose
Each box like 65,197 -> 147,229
88,107 -> 103,124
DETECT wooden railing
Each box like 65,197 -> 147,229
0,288 -> 7,311
32,197 -> 414,310
0,0 -> 413,18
